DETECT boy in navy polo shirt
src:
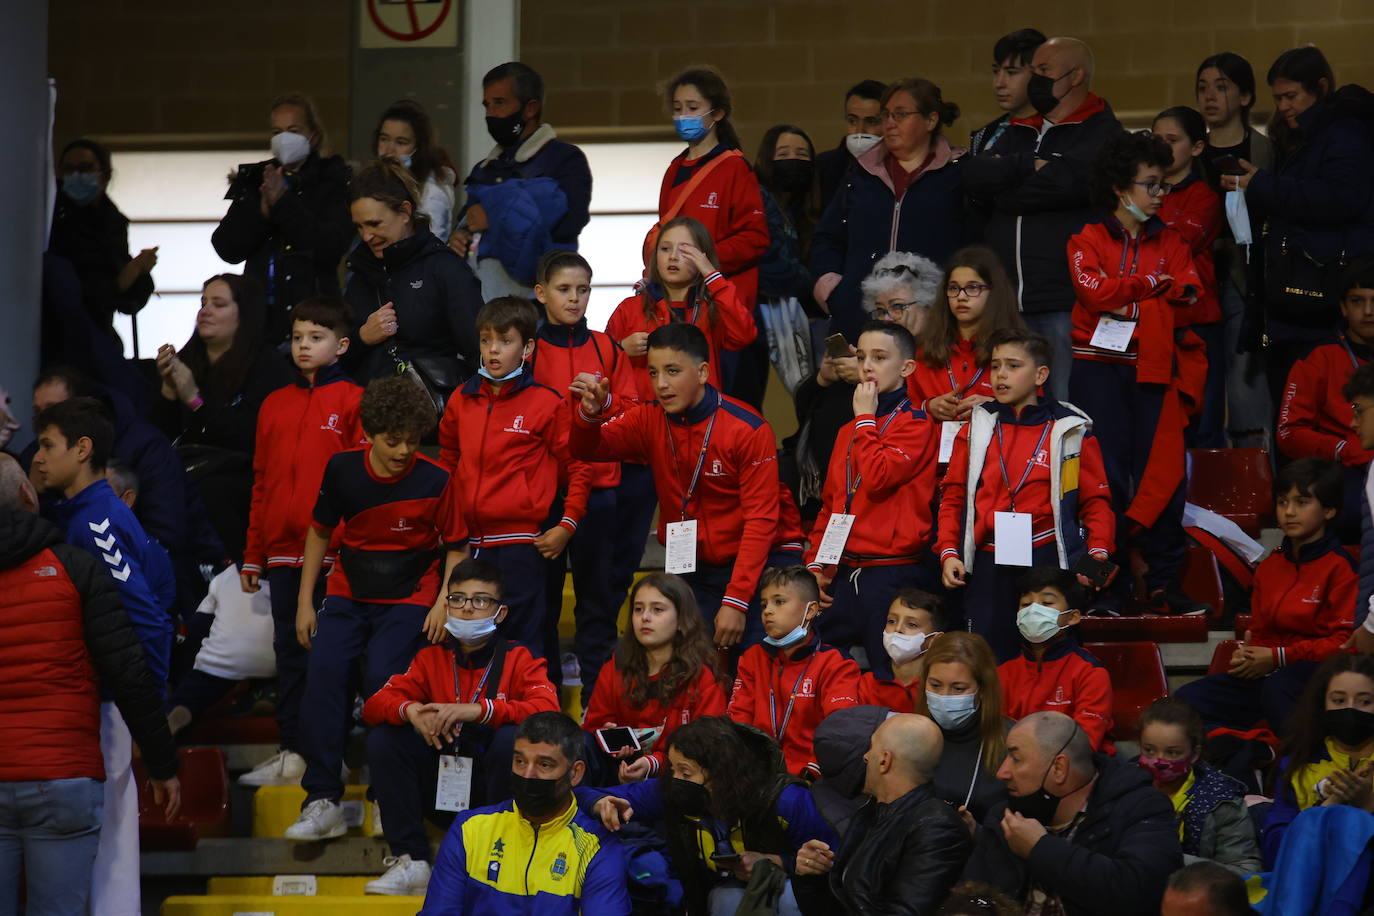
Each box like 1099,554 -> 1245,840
286,377 -> 469,841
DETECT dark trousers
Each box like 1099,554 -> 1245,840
545,488 -> 620,696
1069,359 -> 1186,592
1185,322 -> 1227,449
298,596 -> 428,804
1175,661 -> 1319,735
1341,465 -> 1367,545
818,560 -> 932,676
268,566 -> 321,752
366,722 -> 517,861
720,309 -> 770,411
609,463 -> 657,612
165,668 -> 237,720
964,544 -> 1062,663
472,542 -> 549,662
683,561 -> 766,657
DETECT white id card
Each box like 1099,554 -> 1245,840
814,513 -> 855,565
993,511 -> 1034,567
1089,315 -> 1137,353
436,755 -> 474,813
939,421 -> 965,464
665,520 -> 699,574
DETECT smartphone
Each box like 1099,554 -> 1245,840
596,726 -> 641,755
1213,154 -> 1242,175
1072,554 -> 1118,589
824,333 -> 851,360
710,850 -> 742,867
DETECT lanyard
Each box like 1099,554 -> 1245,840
768,654 -> 815,742
1341,334 -> 1362,371
666,392 -> 719,520
447,649 -> 498,748
964,739 -> 984,809
947,362 -> 985,398
843,399 -> 909,514
995,421 -> 1052,513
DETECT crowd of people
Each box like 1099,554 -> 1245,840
8,28 -> 1374,916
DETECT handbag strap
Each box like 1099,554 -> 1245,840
643,149 -> 745,263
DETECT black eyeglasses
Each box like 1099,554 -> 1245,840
869,300 -> 918,320
1133,179 -> 1174,197
445,594 -> 497,611
946,283 -> 991,298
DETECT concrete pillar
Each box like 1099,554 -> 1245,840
460,1 -> 520,170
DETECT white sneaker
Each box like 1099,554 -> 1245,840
365,854 -> 431,895
238,749 -> 306,787
284,799 -> 347,841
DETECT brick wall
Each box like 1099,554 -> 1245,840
521,0 -> 1374,153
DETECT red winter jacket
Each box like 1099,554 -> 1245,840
774,483 -> 805,552
243,364 -> 364,576
998,637 -> 1115,751
908,338 -> 994,410
858,671 -> 921,713
438,371 -> 591,546
530,319 -> 640,491
1278,335 -> 1373,467
1157,173 -> 1222,327
363,638 -> 558,728
571,385 -> 780,612
1248,533 -> 1357,666
1068,216 -> 1202,385
806,389 -> 939,570
582,660 -> 727,777
645,147 -> 769,307
605,272 -> 757,403
728,632 -> 861,777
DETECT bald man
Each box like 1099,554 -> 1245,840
961,711 -> 1181,916
797,713 -> 971,913
961,35 -> 1121,403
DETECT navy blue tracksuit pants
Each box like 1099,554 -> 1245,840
962,544 -> 1061,663
544,488 -> 619,696
267,565 -> 323,753
1175,661 -> 1319,735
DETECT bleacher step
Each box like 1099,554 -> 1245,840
161,893 -> 422,914
143,838 -> 396,877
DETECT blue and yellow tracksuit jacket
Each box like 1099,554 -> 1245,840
420,797 -> 630,915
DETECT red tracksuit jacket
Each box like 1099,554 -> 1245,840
1068,216 -> 1202,385
1278,335 -> 1373,467
727,632 -> 861,777
1249,532 -> 1357,666
805,389 -> 938,570
907,337 -> 994,410
243,364 -> 365,576
859,671 -> 921,713
571,385 -> 780,612
998,637 -> 1114,751
438,371 -> 591,546
605,272 -> 757,403
529,319 -> 640,490
773,483 -> 805,553
363,638 -> 558,728
581,660 -> 727,777
1157,172 -> 1222,327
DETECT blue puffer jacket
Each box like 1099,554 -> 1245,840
462,123 -> 592,248
465,177 -> 569,287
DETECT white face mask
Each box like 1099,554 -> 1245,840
884,630 -> 935,666
1225,190 -> 1253,246
846,133 -> 882,157
444,614 -> 499,645
271,131 -> 311,168
1016,602 -> 1065,644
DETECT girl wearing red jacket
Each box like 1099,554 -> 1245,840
581,572 -> 726,783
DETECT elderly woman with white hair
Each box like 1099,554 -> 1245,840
859,250 -> 944,338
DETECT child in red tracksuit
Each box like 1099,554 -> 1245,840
571,321 -> 780,654
1067,130 -> 1204,615
999,567 -> 1115,751
238,298 -> 366,787
1278,266 -> 1374,541
728,566 -> 860,778
859,589 -> 946,712
362,558 -> 558,892
581,572 -> 726,783
939,328 -> 1115,661
529,251 -> 639,696
437,297 -> 592,676
1177,459 -> 1357,732
805,320 -> 939,675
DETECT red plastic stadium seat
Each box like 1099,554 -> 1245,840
1179,546 -> 1225,619
1084,641 -> 1169,742
1080,615 -> 1208,643
1187,448 -> 1275,536
1209,640 -> 1242,676
132,747 -> 229,851
1234,615 -> 1252,639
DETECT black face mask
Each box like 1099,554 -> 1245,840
665,777 -> 712,817
772,159 -> 814,194
486,111 -> 525,147
1324,707 -> 1374,748
1027,72 -> 1065,117
509,772 -> 569,819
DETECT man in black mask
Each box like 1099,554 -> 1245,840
420,711 -> 631,914
961,711 -> 1181,916
449,61 -> 593,301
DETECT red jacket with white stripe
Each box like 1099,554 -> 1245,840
774,483 -> 805,553
529,318 -> 640,490
581,659 -> 727,777
1277,335 -> 1374,467
998,637 -> 1115,751
438,371 -> 592,546
907,338 -> 994,410
363,638 -> 558,728
1249,532 -> 1357,666
1157,173 -> 1222,327
571,385 -> 780,612
806,388 -> 939,570
605,272 -> 757,403
727,632 -> 861,777
243,364 -> 364,576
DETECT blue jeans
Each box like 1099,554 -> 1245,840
1023,311 -> 1073,404
0,777 -> 104,916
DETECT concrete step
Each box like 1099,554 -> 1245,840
206,877 -> 391,895
252,786 -> 380,839
161,892 -> 423,914
143,838 -> 395,877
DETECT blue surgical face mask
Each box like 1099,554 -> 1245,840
401,153 -> 414,169
763,606 -> 815,649
445,614 -> 499,645
926,690 -> 979,731
1017,602 -> 1065,644
478,364 -> 524,383
674,112 -> 715,143
63,172 -> 101,204
1121,197 -> 1150,224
